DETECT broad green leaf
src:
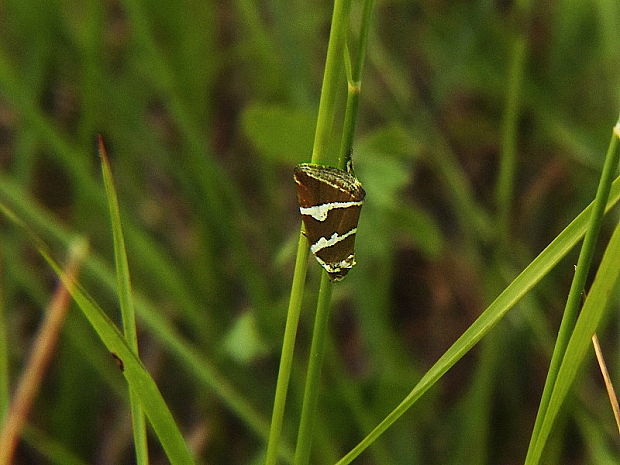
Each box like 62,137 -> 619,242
355,125 -> 444,258
356,154 -> 410,208
391,207 -> 444,258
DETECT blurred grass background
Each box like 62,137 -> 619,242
0,0 -> 619,464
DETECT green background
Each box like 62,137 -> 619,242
0,1 -> 619,464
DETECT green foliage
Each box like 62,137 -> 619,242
356,125 -> 444,258
0,202 -> 194,464
0,1 -> 619,464
223,312 -> 270,364
528,221 -> 620,464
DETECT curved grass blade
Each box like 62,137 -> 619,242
524,121 -> 620,463
0,181 -> 294,462
525,219 -> 620,464
333,175 -> 620,465
0,203 -> 195,465
44,251 -> 195,465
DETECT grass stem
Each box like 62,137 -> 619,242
496,35 -> 527,243
526,214 -> 620,465
339,0 -> 375,169
264,232 -> 309,465
524,116 -> 620,464
265,1 -> 356,462
292,1 -> 376,463
293,274 -> 333,465
310,0 -> 353,166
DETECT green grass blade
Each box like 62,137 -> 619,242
98,137 -> 149,465
0,203 -> 194,465
525,219 -> 620,465
43,253 -> 194,465
524,120 -> 620,464
134,289 -> 295,463
496,35 -> 527,242
0,182 -> 286,458
333,175 -> 620,465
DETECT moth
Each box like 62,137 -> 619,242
294,163 -> 366,281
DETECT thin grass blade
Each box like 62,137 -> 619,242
525,219 -> 620,464
0,183 -> 288,459
44,250 -> 194,465
99,136 -> 149,465
333,175 -> 620,465
0,203 -> 195,465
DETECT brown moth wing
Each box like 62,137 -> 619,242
293,163 -> 365,280
294,164 -> 365,208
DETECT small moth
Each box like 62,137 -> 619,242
294,163 -> 366,281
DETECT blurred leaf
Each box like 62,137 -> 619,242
222,311 -> 269,364
355,123 -> 422,208
357,123 -> 422,160
355,124 -> 443,258
241,103 -> 316,164
391,207 -> 444,258
23,426 -> 90,465
354,149 -> 410,260
357,154 -> 410,208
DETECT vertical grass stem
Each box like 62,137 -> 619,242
265,1 -> 352,462
293,273 -> 333,465
267,1 -> 375,463
264,232 -> 309,465
310,0 -> 353,166
294,1 -> 375,464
